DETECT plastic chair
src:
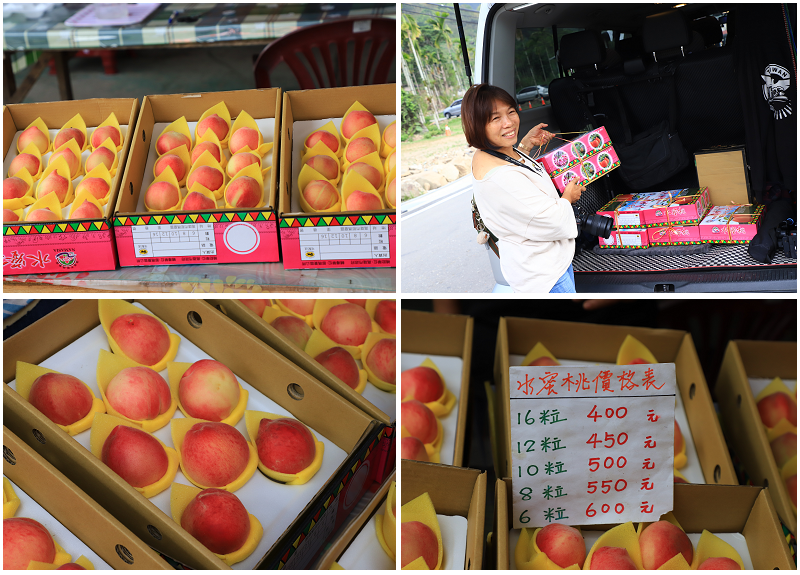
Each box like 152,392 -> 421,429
254,17 -> 395,88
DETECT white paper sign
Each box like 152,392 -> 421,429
509,363 -> 676,528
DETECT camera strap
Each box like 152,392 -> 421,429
481,148 -> 552,185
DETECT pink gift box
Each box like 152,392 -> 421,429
597,195 -> 649,229
598,228 -> 650,249
537,127 -> 612,173
647,222 -> 703,246
639,187 -> 712,227
544,146 -> 621,194
699,205 -> 763,244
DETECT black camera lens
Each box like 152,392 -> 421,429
582,213 -> 614,238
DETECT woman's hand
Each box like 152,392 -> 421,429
518,123 -> 553,151
562,180 -> 586,204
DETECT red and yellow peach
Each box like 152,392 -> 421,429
191,141 -> 222,165
37,173 -> 70,203
303,180 -> 338,210
374,300 -> 395,334
346,190 -> 381,211
18,126 -> 49,154
29,372 -> 93,426
639,521 -> 693,570
3,177 -> 28,200
178,359 -> 240,422
315,347 -> 360,389
27,209 -> 58,221
101,425 -> 169,487
590,546 -> 637,570
401,521 -> 437,569
225,176 -> 261,208
320,303 -> 372,346
85,147 -> 116,173
3,517 -> 56,570
401,366 -> 443,403
71,201 -> 103,220
54,128 -> 85,151
91,126 -> 122,149
156,131 -> 190,156
154,154 -> 186,182
183,192 -> 216,210
342,111 -> 377,139
106,366 -> 171,421
75,177 -> 110,201
229,128 -> 259,154
345,137 -> 377,163
226,152 -> 260,178
145,181 -> 181,211
110,313 -> 171,366
536,524 -> 586,568
757,392 -> 796,427
305,130 -> 339,153
196,114 -> 229,141
271,316 -> 313,350
181,488 -> 250,555
366,338 -> 395,384
401,400 -> 437,444
187,166 -> 223,192
401,436 -> 429,462
9,154 -> 40,178
255,418 -> 316,473
306,155 -> 339,180
182,422 -> 250,487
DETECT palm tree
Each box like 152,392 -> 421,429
402,14 -> 427,84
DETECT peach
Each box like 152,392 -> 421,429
401,400 -> 436,443
384,123 -> 396,148
182,422 -> 250,486
145,181 -> 181,211
183,191 -> 216,210
178,359 -> 240,421
187,166 -> 223,192
590,546 -> 637,570
698,557 -> 741,570
346,299 -> 366,307
387,150 -> 396,172
770,433 -> 797,468
674,421 -> 684,457
306,155 -> 339,180
37,172 -> 70,203
85,146 -> 116,173
91,125 -> 122,149
196,114 -> 229,141
342,110 -> 377,139
315,347 -> 360,389
367,337 -> 396,384
271,315 -> 313,350
110,312 -> 171,366
401,521 -> 437,569
3,517 -> 56,570
106,366 -> 172,421
402,366 -> 443,402
4,177 -> 28,199
305,130 -> 339,153
27,209 -> 58,221
57,563 -> 87,570
536,523 -> 586,568
256,418 -> 316,473
28,372 -> 93,425
639,520 -> 693,570
154,154 -> 186,182
9,153 -> 41,177
54,128 -> 85,150
346,190 -> 382,211
229,127 -> 260,154
156,131 -> 191,156
345,137 -> 377,163
181,488 -> 250,555
303,180 -> 338,210
71,201 -> 103,220
4,209 -> 20,222
75,177 -> 110,201
240,299 -> 271,315
387,178 -> 396,206
787,474 -> 797,507
346,162 -> 382,189
526,356 -> 559,366
225,176 -> 261,208
757,392 -> 796,427
374,300 -> 395,334
279,299 -> 316,316
101,424 -> 169,487
226,152 -> 260,178
18,126 -> 49,154
320,303 -> 372,346
50,148 -> 80,176
673,474 -> 688,484
627,358 -> 649,364
191,141 -> 222,165
401,436 -> 429,462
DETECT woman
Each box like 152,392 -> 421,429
463,84 -> 586,293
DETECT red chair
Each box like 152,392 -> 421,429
254,17 -> 395,88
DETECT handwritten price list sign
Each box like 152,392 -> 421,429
510,364 -> 676,528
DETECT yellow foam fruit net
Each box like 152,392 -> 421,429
616,334 -> 659,365
375,481 -> 396,561
521,342 -> 560,367
89,413 -> 179,498
244,410 -> 324,485
3,477 -> 20,519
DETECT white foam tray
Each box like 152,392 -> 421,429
8,302 -> 348,570
401,353 -> 463,466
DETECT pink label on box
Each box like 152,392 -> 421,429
647,223 -> 703,245
599,228 -> 649,248
114,215 -> 278,267
3,226 -> 117,275
281,219 -> 396,270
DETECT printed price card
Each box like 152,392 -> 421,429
510,363 -> 676,528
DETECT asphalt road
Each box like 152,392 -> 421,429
401,178 -> 496,293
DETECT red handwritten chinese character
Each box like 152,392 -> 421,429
644,436 -> 657,448
646,409 -> 659,422
561,372 -> 576,392
641,478 -> 654,490
4,250 -> 26,269
641,502 -> 654,513
537,372 -> 558,396
577,372 -> 591,391
642,458 -> 655,470
518,374 -> 535,396
618,369 -> 639,391
592,370 -> 612,394
642,367 -> 665,391
27,250 -> 50,268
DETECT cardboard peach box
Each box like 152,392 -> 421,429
647,222 -> 703,246
4,426 -> 172,570
699,205 -> 764,244
3,99 -> 138,275
493,317 -> 737,487
3,299 -> 387,569
279,84 -> 396,270
401,460 -> 486,570
716,340 -> 797,536
491,479 -> 793,569
113,89 -> 281,268
598,228 -> 650,249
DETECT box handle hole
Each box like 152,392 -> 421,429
115,544 -> 134,564
32,429 -> 46,445
763,478 -> 769,488
187,311 -> 202,328
142,128 -> 146,142
146,525 -> 162,541
129,182 -> 134,195
713,465 -> 721,483
287,383 -> 304,400
688,383 -> 696,399
3,446 -> 16,465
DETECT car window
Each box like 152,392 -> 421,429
514,26 -> 582,107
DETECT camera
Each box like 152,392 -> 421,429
573,204 -> 613,238
777,217 -> 797,258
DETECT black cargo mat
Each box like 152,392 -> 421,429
573,243 -> 797,273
